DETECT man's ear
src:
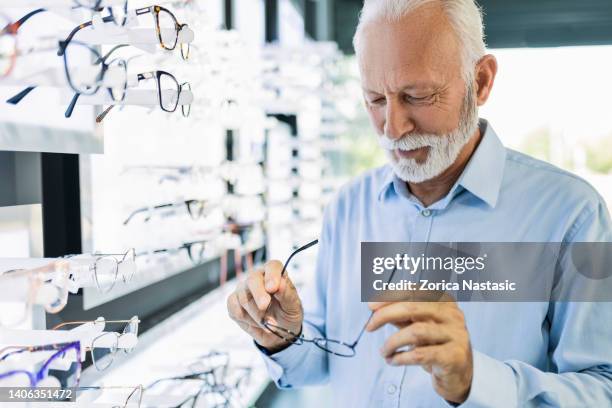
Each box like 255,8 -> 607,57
474,54 -> 498,106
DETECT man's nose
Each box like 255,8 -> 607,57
384,100 -> 414,140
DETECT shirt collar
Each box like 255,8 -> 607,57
377,118 -> 507,208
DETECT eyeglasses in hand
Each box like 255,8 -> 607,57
262,239 -> 399,357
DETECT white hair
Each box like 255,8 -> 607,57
353,0 -> 487,82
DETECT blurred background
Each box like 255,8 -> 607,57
1,0 -> 611,406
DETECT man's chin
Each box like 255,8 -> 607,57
390,164 -> 431,183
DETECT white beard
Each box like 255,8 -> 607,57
378,86 -> 480,183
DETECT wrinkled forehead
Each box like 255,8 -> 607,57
356,11 -> 463,91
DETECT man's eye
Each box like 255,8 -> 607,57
405,94 -> 434,104
369,97 -> 386,105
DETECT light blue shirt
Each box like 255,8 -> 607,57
257,119 -> 612,407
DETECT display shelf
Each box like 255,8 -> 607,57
80,278 -> 270,407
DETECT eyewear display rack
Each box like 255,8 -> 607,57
0,4 -> 103,331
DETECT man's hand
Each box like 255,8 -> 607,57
366,299 -> 473,404
227,260 -> 304,353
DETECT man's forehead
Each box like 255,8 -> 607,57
356,6 -> 462,90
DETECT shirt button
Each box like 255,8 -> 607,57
387,384 -> 397,394
421,209 -> 432,217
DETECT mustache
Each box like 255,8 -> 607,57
377,132 -> 447,151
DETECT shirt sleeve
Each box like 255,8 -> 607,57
254,203 -> 335,388
459,201 -> 612,407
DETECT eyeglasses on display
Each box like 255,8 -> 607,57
96,70 -> 191,123
52,316 -> 139,371
64,248 -> 136,294
7,43 -> 129,115
142,240 -> 208,265
135,5 -> 190,60
262,240 -> 399,357
58,5 -> 189,60
76,384 -> 143,408
0,8 -> 46,78
0,261 -> 71,327
123,199 -> 213,225
0,341 -> 81,388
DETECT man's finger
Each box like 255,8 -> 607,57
366,302 -> 449,332
227,293 -> 260,327
263,260 -> 284,293
271,273 -> 301,308
381,322 -> 451,358
236,283 -> 265,325
247,269 -> 270,311
367,301 -> 392,311
385,344 -> 447,367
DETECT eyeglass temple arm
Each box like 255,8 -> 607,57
58,22 -> 92,56
52,320 -> 93,330
96,104 -> 115,123
6,86 -> 36,105
4,8 -> 47,34
100,44 -> 129,63
352,265 -> 399,347
57,15 -> 115,56
0,346 -> 27,361
281,239 -> 319,277
65,93 -> 80,118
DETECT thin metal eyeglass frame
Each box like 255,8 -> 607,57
52,317 -> 139,371
123,199 -> 208,225
76,384 -> 143,408
146,367 -> 227,408
261,240 -> 399,357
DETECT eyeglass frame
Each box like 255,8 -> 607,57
123,199 -> 210,225
6,42 -> 129,110
261,239 -> 399,358
95,70 -> 191,123
143,240 -> 208,265
145,366 -> 230,408
52,316 -> 140,371
0,341 -> 82,388
76,384 -> 143,408
63,43 -> 130,118
0,8 -> 47,77
0,261 -> 71,327
64,248 -> 136,294
135,5 -> 190,60
58,5 -> 189,59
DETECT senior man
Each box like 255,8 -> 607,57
228,0 -> 612,406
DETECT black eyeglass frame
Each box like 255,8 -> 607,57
261,240 -> 399,358
123,199 -> 208,225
